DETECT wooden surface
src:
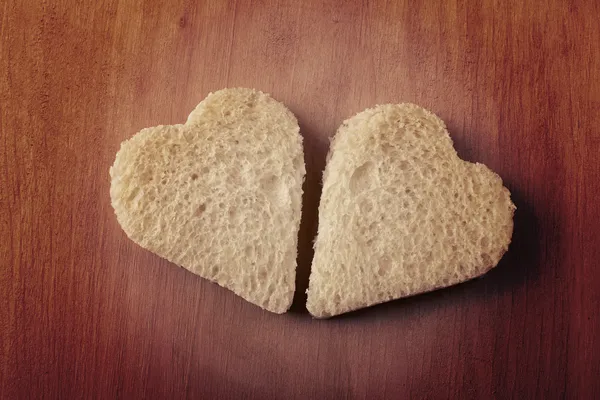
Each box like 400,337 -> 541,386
2,0 -> 599,398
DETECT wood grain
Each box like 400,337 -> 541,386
2,0 -> 599,398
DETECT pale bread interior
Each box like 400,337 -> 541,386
110,88 -> 305,313
306,103 -> 515,318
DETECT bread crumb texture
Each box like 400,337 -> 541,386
306,103 -> 515,318
110,88 -> 305,313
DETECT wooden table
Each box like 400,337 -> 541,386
2,0 -> 599,398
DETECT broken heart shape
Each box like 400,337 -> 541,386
111,90 -> 514,317
306,103 -> 515,317
110,88 -> 305,313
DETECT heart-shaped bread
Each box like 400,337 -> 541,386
306,103 -> 515,318
110,88 -> 305,313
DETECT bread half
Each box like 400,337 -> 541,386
306,103 -> 515,318
110,88 -> 305,313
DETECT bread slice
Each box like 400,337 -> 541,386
306,103 -> 515,318
110,88 -> 305,313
